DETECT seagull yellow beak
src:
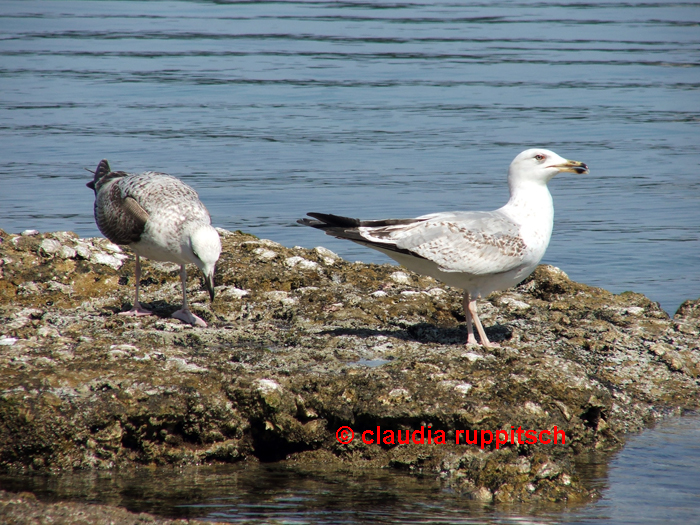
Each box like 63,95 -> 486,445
550,159 -> 589,175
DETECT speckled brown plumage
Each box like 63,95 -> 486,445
87,159 -> 221,327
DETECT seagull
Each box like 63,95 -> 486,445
298,148 -> 588,347
87,160 -> 221,327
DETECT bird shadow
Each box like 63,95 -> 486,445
107,300 -> 212,324
108,300 -> 173,318
319,322 -> 512,346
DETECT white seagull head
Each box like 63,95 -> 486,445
508,148 -> 589,188
190,224 -> 222,302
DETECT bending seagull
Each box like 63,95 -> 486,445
299,148 -> 588,347
87,160 -> 221,327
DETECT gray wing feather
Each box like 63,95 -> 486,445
361,211 -> 527,275
121,172 -> 210,222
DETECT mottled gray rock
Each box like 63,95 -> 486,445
0,226 -> 698,506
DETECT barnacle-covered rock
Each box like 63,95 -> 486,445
0,226 -> 698,507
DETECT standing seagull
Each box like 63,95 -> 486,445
87,160 -> 221,327
299,148 -> 588,347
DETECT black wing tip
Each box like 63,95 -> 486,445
305,212 -> 361,227
85,159 -> 112,191
87,159 -> 112,191
299,213 -> 420,230
299,212 -> 428,261
95,159 -> 111,176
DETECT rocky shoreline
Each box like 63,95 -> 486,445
0,227 -> 698,517
0,489 -> 212,525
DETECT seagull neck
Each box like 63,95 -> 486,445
501,181 -> 554,227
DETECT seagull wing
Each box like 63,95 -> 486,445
121,172 -> 211,223
364,211 -> 527,275
94,172 -> 148,245
301,211 -> 527,276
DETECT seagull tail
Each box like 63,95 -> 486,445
297,213 -> 369,243
86,159 -> 111,191
297,212 -> 427,260
299,212 -> 419,229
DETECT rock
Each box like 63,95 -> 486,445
0,227 -> 698,507
38,238 -> 62,256
254,247 -> 278,260
498,294 -> 531,310
220,286 -> 249,299
314,246 -> 340,265
90,252 -> 127,270
390,271 -> 412,284
472,486 -> 493,502
284,256 -> 320,271
255,378 -> 282,394
58,245 -> 77,259
74,242 -> 92,259
674,298 -> 700,336
0,489 -> 213,525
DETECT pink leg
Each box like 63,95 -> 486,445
463,292 -> 478,345
466,297 -> 498,348
171,265 -> 207,327
120,254 -> 152,316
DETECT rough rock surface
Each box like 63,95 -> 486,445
0,227 -> 698,508
0,489 -> 213,525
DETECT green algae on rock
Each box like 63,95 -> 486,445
0,227 -> 698,504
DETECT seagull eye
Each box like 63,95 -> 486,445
534,154 -> 545,162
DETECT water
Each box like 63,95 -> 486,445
0,1 -> 698,314
0,2 -> 699,520
562,415 -> 700,525
1,415 -> 699,524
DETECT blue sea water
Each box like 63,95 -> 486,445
0,0 -> 698,314
0,1 -> 699,523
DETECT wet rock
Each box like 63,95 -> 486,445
471,486 -> 493,502
0,227 -> 698,506
0,489 -> 213,524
